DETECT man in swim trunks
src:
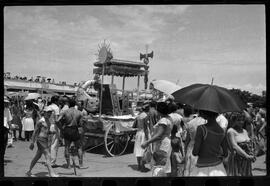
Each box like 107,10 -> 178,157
26,106 -> 59,177
56,98 -> 87,169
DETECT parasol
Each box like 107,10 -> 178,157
151,80 -> 181,95
24,93 -> 41,101
172,83 -> 247,114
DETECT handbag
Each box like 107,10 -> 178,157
142,146 -> 152,164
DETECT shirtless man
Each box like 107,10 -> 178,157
56,99 -> 87,169
26,106 -> 59,177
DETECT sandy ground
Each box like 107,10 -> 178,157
4,140 -> 266,177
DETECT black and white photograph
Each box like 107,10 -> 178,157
3,5 -> 266,177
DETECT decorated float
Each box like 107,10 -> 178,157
80,42 -> 153,156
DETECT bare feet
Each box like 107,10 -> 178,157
79,165 -> 89,169
26,171 -> 33,177
63,164 -> 71,169
50,173 -> 59,177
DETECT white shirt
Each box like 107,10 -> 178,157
216,114 -> 228,131
4,108 -> 13,129
48,103 -> 60,116
169,112 -> 183,137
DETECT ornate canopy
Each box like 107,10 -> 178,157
93,59 -> 147,77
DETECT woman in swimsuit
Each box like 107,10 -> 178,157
26,106 -> 59,177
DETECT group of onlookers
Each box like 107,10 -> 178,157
132,99 -> 266,177
3,95 -> 89,177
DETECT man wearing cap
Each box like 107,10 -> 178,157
26,106 -> 59,177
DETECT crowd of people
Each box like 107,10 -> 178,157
3,93 -> 267,177
132,99 -> 267,177
3,95 -> 89,177
4,72 -> 79,86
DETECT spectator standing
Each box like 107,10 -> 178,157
192,110 -> 228,176
168,103 -> 183,139
48,96 -> 60,168
56,99 -> 87,169
170,125 -> 185,176
183,106 -> 207,176
141,102 -> 173,176
133,103 -> 150,172
226,112 -> 256,176
10,101 -> 23,141
3,97 -> 13,152
22,101 -> 35,141
148,101 -> 159,135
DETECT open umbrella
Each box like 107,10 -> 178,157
24,93 -> 41,101
151,80 -> 181,95
172,83 -> 247,114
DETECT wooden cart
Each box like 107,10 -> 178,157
82,115 -> 137,156
81,43 -> 150,156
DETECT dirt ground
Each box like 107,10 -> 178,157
4,140 -> 266,177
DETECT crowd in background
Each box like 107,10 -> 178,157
132,98 -> 267,177
3,95 -> 89,177
4,72 -> 79,86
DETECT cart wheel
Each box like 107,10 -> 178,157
104,124 -> 130,157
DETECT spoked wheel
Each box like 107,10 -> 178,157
104,124 -> 130,157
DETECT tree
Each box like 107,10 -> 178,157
230,88 -> 266,108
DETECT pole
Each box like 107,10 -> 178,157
137,76 -> 140,102
122,76 -> 126,93
111,75 -> 114,85
99,63 -> 105,119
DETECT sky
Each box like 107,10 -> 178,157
4,5 -> 266,95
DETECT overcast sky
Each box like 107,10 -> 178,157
4,5 -> 266,95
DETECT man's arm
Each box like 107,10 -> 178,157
192,126 -> 203,156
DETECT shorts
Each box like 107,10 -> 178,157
63,126 -> 80,142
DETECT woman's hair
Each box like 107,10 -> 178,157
183,105 -> 193,117
156,102 -> 169,115
171,124 -> 178,136
25,101 -> 33,109
171,137 -> 180,152
199,110 -> 219,120
69,98 -> 77,107
149,101 -> 157,108
228,112 -> 246,130
51,95 -> 59,104
168,103 -> 178,114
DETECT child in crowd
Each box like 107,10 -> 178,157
171,125 -> 185,176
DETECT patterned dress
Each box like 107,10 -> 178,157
227,128 -> 255,176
